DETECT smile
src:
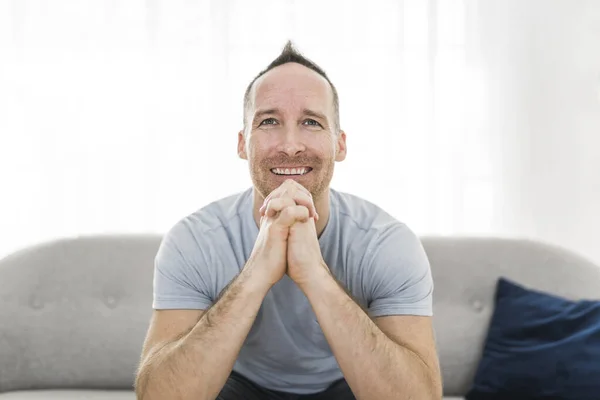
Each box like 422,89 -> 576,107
270,167 -> 312,176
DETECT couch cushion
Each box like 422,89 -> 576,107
2,235 -> 599,397
0,390 -> 134,399
0,391 -> 462,400
465,277 -> 600,400
422,237 -> 600,396
0,235 -> 160,392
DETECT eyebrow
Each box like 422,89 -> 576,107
253,108 -> 328,122
253,108 -> 280,121
302,109 -> 328,122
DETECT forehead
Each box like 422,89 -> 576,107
251,63 -> 333,113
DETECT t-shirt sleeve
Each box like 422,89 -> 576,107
152,221 -> 214,310
364,223 -> 433,318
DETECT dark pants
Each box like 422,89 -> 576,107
217,371 -> 356,400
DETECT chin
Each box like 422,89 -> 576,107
252,169 -> 331,199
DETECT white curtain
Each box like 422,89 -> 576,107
1,0 -> 599,264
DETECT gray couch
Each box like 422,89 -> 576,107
1,234 -> 599,399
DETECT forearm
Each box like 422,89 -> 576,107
137,263 -> 271,400
302,268 -> 441,400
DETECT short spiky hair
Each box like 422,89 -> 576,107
243,40 -> 340,135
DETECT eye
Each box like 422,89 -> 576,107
259,118 -> 278,126
303,119 -> 322,127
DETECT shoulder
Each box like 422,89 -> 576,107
331,188 -> 409,237
330,190 -> 432,312
330,188 -> 424,261
161,188 -> 253,253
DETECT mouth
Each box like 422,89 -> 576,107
270,167 -> 313,176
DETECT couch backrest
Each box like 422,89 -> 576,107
1,235 -> 599,395
0,235 -> 161,393
422,236 -> 600,396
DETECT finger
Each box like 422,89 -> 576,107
286,190 -> 318,221
260,179 -> 312,213
283,179 -> 312,199
263,186 -> 318,220
282,180 -> 314,212
260,190 -> 283,215
275,205 -> 310,227
263,191 -> 318,220
259,187 -> 286,215
265,197 -> 296,218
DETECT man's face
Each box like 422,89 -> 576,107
238,63 -> 346,200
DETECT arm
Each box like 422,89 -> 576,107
136,194 -> 309,400
287,214 -> 442,400
135,262 -> 271,400
301,267 -> 442,400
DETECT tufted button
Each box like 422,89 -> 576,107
30,298 -> 44,310
105,296 -> 118,308
472,300 -> 484,312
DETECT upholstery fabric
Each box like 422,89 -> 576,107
422,236 -> 600,396
1,234 -> 599,397
0,235 -> 160,392
0,390 -> 134,399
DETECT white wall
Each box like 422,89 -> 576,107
0,1 -> 598,264
479,0 -> 600,263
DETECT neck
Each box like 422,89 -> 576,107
252,187 -> 331,237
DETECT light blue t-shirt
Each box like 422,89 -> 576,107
153,187 -> 433,394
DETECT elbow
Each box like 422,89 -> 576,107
134,364 -> 210,400
382,375 -> 442,400
134,364 -> 150,400
134,360 -> 163,400
428,372 -> 443,400
399,368 -> 443,400
420,356 -> 443,399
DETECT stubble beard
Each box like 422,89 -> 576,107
250,156 -> 335,202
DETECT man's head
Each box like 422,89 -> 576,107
238,41 -> 347,201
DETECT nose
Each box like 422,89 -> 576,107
277,127 -> 306,156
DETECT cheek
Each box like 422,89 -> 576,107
247,141 -> 273,167
314,137 -> 336,157
246,138 -> 266,158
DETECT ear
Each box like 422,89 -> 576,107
238,130 -> 248,160
335,131 -> 347,162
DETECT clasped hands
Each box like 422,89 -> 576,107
255,179 -> 330,288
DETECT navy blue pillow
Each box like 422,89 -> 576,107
466,277 -> 600,400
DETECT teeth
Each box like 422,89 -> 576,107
272,167 -> 309,175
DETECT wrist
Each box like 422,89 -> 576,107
241,257 -> 279,293
296,261 -> 335,294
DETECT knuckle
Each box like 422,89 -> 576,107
292,205 -> 307,218
298,206 -> 309,218
281,206 -> 295,218
268,198 -> 284,210
282,197 -> 296,207
296,193 -> 312,207
301,191 -> 312,203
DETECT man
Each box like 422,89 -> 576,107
135,41 -> 442,400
